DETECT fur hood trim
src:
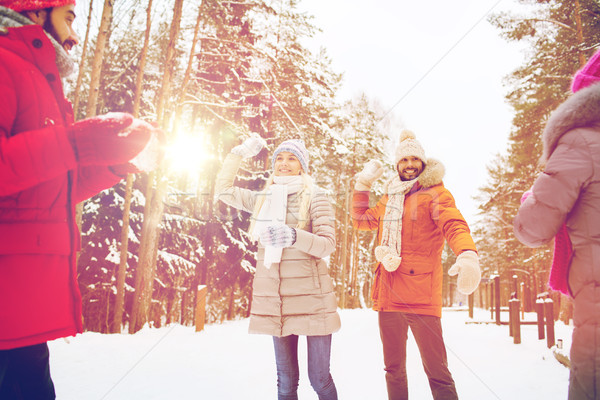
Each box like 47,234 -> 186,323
543,82 -> 600,162
418,158 -> 445,188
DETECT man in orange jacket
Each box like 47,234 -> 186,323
352,130 -> 481,400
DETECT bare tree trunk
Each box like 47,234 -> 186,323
72,0 -> 94,117
130,0 -> 185,333
111,0 -> 154,334
574,0 -> 586,68
173,1 -> 204,129
85,0 -> 113,118
340,184 -> 350,308
351,229 -> 359,308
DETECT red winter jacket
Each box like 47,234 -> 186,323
0,24 -> 121,349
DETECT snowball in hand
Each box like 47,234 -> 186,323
120,119 -> 162,172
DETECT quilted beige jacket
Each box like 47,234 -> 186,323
216,153 -> 340,337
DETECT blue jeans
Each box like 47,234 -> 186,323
379,312 -> 457,400
272,334 -> 337,400
0,342 -> 55,400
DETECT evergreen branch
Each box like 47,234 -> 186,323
524,18 -> 576,33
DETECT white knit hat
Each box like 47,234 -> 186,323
394,130 -> 426,165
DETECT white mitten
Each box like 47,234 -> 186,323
448,251 -> 481,295
231,133 -> 266,159
374,245 -> 401,272
382,253 -> 401,272
355,160 -> 384,191
259,223 -> 297,248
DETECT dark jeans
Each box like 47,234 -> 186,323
379,311 -> 458,400
0,342 -> 56,400
272,334 -> 337,400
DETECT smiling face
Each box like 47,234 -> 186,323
43,5 -> 79,53
396,156 -> 424,181
273,151 -> 303,176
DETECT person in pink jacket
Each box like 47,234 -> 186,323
0,1 -> 161,398
514,49 -> 600,399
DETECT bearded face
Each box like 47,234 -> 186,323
396,156 -> 424,181
42,4 -> 79,52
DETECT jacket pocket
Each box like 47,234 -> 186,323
389,266 -> 432,306
0,222 -> 71,255
311,257 -> 322,291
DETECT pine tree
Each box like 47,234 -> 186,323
478,0 -> 600,306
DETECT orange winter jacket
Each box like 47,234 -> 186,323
352,159 -> 476,317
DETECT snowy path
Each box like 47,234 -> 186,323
49,308 -> 571,399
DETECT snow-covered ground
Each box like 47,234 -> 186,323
49,308 -> 572,399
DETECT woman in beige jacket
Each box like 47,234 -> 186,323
216,136 -> 340,400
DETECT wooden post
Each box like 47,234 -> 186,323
508,297 -> 514,337
510,298 -> 521,344
489,282 -> 494,320
545,298 -> 555,348
195,285 -> 208,332
511,274 -> 518,299
536,298 -> 545,340
494,276 -> 501,325
520,282 -> 525,319
468,293 -> 474,319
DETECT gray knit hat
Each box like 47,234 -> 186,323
271,139 -> 309,172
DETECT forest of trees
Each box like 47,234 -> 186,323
477,0 -> 600,321
69,0 -> 600,333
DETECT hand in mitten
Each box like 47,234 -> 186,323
67,112 -> 151,166
129,121 -> 166,172
448,250 -> 481,295
110,121 -> 166,176
520,190 -> 533,204
259,223 -> 297,248
231,133 -> 266,159
355,160 -> 384,191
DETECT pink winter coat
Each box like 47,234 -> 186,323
514,82 -> 600,398
0,24 -> 121,349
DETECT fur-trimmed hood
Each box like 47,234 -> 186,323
418,158 -> 445,188
542,82 -> 600,162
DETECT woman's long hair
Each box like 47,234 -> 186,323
248,172 -> 314,235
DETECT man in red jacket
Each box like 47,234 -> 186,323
0,1 -> 160,398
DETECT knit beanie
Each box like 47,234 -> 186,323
271,139 -> 309,173
0,0 -> 75,12
394,129 -> 426,165
571,49 -> 600,93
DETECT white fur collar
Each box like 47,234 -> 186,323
418,158 -> 445,188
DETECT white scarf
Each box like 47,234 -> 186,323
375,175 -> 417,272
252,175 -> 304,268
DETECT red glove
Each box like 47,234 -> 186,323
67,112 -> 151,166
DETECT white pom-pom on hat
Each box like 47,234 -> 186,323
400,129 -> 416,141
